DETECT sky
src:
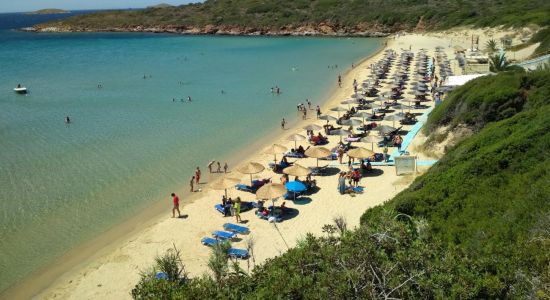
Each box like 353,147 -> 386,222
0,0 -> 199,13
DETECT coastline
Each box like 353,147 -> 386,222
6,28 -> 523,299
1,38 -> 386,300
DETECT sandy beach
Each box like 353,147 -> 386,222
4,27 -> 533,300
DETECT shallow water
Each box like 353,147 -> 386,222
0,19 -> 381,291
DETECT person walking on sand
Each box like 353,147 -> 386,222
281,118 -> 286,129
234,197 -> 242,223
195,167 -> 201,184
338,75 -> 342,87
306,99 -> 311,109
216,161 -> 221,173
302,109 -> 307,120
224,162 -> 228,173
208,160 -> 215,173
316,105 -> 321,118
190,176 -> 195,192
337,147 -> 345,164
171,193 -> 181,218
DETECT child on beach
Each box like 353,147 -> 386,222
171,193 -> 181,218
190,176 -> 194,192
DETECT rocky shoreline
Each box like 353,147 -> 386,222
23,23 -> 394,37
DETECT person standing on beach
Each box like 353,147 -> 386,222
281,118 -> 286,129
195,167 -> 201,184
224,162 -> 228,173
208,161 -> 215,173
337,147 -> 345,164
190,176 -> 194,192
302,109 -> 307,120
338,75 -> 342,87
316,105 -> 321,118
216,162 -> 221,173
306,99 -> 311,109
234,197 -> 242,223
171,193 -> 181,218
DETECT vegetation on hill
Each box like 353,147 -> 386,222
530,27 -> 550,56
27,9 -> 69,15
132,68 -> 550,299
40,0 -> 550,33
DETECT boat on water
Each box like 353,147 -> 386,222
14,85 -> 27,94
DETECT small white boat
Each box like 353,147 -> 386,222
14,86 -> 27,94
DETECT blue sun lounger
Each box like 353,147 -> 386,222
228,248 -> 249,259
212,230 -> 236,240
201,237 -> 220,247
223,223 -> 250,234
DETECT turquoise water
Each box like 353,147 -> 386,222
0,29 -> 381,291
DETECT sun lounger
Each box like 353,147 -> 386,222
214,202 -> 255,215
223,223 -> 250,234
228,248 -> 249,259
212,230 -> 236,240
201,237 -> 219,247
285,152 -> 305,158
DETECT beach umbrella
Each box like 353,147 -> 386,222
237,162 -> 265,185
304,146 -> 331,167
393,103 -> 412,113
330,129 -> 352,142
318,114 -> 337,123
361,135 -> 383,150
347,147 -> 375,159
303,124 -> 322,132
384,114 -> 405,127
264,144 -> 288,163
353,111 -> 373,123
256,183 -> 287,208
211,177 -> 240,197
287,133 -> 306,148
283,164 -> 311,177
341,99 -> 359,109
375,125 -> 397,135
340,118 -> 363,127
285,181 -> 307,201
330,106 -> 348,118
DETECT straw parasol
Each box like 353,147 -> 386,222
375,125 -> 397,135
211,177 -> 240,197
305,146 -> 331,167
287,133 -> 306,148
237,162 -> 265,184
256,183 -> 287,208
264,144 -> 288,163
283,164 -> 311,177
319,114 -> 337,123
347,147 -> 375,159
384,114 -> 405,127
303,124 -> 322,132
340,118 -> 363,127
353,111 -> 373,123
330,106 -> 348,118
361,135 -> 383,150
330,129 -> 352,142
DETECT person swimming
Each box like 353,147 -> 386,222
187,96 -> 192,102
64,116 -> 71,124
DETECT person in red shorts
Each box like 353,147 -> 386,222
195,167 -> 201,184
171,193 -> 181,218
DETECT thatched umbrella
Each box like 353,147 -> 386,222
256,183 -> 287,208
330,106 -> 348,118
303,124 -> 322,132
384,114 -> 405,127
283,164 -> 311,177
264,144 -> 288,163
330,129 -> 352,142
211,177 -> 240,197
361,135 -> 383,150
353,111 -> 373,123
237,162 -> 265,185
305,146 -> 331,167
319,114 -> 337,123
375,125 -> 397,135
287,133 -> 306,149
347,147 -> 375,159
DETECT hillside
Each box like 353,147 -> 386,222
33,0 -> 550,35
131,69 -> 550,299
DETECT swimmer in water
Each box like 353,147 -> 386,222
187,96 -> 192,102
65,116 -> 71,124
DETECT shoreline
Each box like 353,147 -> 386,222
1,38 -> 386,300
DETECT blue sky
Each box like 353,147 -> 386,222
0,0 -> 199,13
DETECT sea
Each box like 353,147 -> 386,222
0,11 -> 382,293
